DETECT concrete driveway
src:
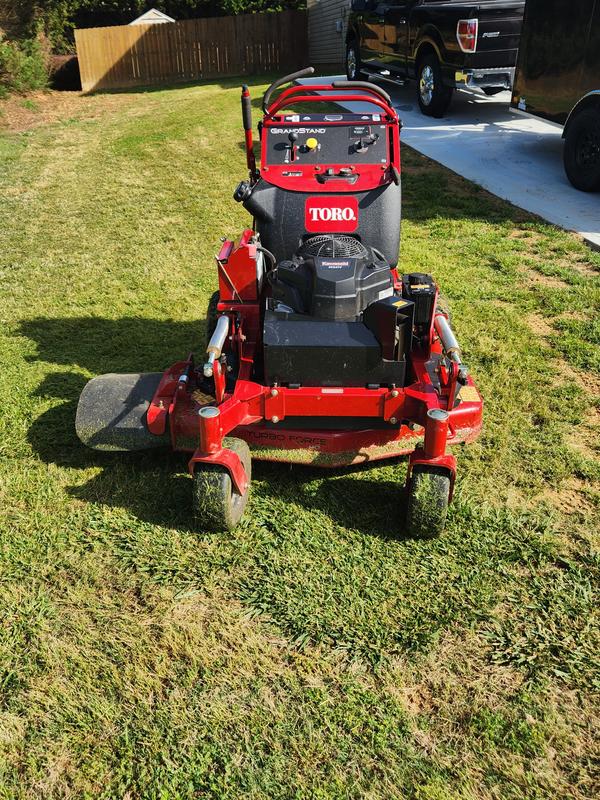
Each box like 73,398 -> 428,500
298,77 -> 599,250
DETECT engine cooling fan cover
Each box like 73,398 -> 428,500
298,235 -> 369,259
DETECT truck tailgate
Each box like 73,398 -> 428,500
473,4 -> 524,68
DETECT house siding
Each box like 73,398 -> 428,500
308,0 -> 352,67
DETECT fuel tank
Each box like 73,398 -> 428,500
243,179 -> 402,266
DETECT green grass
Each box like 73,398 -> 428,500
0,76 -> 599,799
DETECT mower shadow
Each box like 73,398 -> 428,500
253,460 -> 410,541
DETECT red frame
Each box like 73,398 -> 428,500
147,82 -> 483,498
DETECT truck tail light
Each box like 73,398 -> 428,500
457,19 -> 478,53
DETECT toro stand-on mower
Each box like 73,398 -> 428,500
76,68 -> 483,537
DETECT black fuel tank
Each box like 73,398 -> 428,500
243,180 -> 402,266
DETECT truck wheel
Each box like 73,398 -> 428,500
483,87 -> 503,96
405,467 -> 450,539
564,108 -> 600,192
205,290 -> 220,349
346,41 -> 361,81
192,437 -> 251,532
416,53 -> 453,118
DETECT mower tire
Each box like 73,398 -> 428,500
436,294 -> 452,324
405,467 -> 450,538
205,290 -> 220,349
192,437 -> 251,532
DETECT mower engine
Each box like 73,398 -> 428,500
75,68 -> 483,537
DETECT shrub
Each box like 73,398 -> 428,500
0,36 -> 48,96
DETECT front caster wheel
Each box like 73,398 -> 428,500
192,437 -> 251,531
405,467 -> 451,539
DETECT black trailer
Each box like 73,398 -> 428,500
511,0 -> 600,191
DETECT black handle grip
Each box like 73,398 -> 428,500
263,66 -> 315,112
241,84 -> 252,131
331,80 -> 392,106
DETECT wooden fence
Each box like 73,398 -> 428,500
75,10 -> 308,93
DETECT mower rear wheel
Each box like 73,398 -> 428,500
192,437 -> 251,532
405,467 -> 451,539
205,290 -> 220,349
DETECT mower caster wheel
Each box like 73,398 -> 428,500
192,437 -> 251,532
405,467 -> 451,539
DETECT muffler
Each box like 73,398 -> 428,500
75,372 -> 169,451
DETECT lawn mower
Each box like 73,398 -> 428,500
76,68 -> 483,537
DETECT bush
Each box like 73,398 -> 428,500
0,36 -> 49,96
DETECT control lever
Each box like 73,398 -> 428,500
354,132 -> 379,153
286,131 -> 298,162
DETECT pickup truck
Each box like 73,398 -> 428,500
345,0 -> 525,117
511,0 -> 600,192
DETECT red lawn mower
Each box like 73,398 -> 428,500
76,68 -> 483,537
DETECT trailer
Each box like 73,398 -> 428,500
511,0 -> 600,191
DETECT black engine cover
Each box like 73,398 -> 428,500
271,236 -> 392,321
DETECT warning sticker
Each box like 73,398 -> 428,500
458,386 -> 480,403
192,390 -> 216,406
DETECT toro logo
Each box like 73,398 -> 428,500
305,196 -> 359,233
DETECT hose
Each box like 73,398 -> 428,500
257,245 -> 276,270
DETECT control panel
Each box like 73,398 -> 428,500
264,113 -> 389,168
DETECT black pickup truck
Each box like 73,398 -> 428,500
511,0 -> 600,192
345,0 -> 525,117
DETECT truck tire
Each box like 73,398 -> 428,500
483,87 -> 503,96
416,53 -> 453,118
346,40 -> 361,81
417,53 -> 453,118
564,108 -> 600,192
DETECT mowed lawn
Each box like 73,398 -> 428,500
0,77 -> 599,799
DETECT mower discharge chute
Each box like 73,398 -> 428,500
76,68 -> 483,537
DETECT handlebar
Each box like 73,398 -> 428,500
263,67 -> 315,112
331,80 -> 392,105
